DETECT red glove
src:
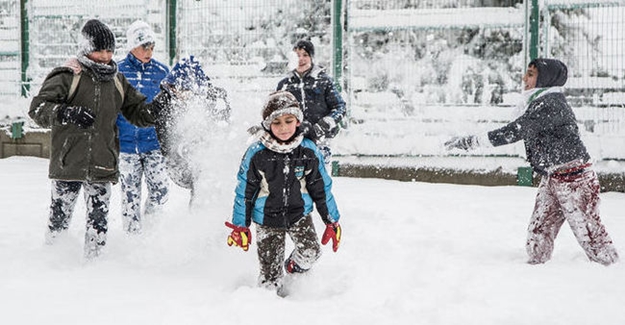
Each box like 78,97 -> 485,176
225,222 -> 252,251
321,222 -> 341,252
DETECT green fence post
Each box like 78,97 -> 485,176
517,166 -> 533,187
20,0 -> 30,97
11,121 -> 24,139
331,161 -> 340,177
167,0 -> 177,66
332,0 -> 343,92
529,0 -> 539,61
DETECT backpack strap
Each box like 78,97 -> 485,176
67,72 -> 125,103
67,73 -> 82,103
113,74 -> 125,103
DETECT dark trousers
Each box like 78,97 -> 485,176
256,215 -> 322,288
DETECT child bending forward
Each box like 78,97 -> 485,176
226,90 -> 342,293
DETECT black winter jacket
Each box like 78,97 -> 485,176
232,137 -> 340,229
488,91 -> 589,175
29,62 -> 155,183
276,64 -> 346,133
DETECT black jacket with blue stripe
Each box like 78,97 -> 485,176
232,137 -> 340,229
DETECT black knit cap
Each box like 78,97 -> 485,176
294,39 -> 315,58
81,19 -> 116,54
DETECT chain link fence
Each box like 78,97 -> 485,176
2,0 -> 625,158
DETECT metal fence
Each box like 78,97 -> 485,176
346,0 -> 625,108
346,0 -> 525,111
8,0 -> 166,98
2,0 -> 625,159
338,0 -> 625,160
4,0 -> 623,104
175,0 -> 333,91
540,1 -> 625,107
0,0 -> 20,97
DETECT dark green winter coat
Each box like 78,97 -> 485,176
29,64 -> 155,183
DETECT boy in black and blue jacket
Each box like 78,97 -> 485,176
226,91 -> 342,294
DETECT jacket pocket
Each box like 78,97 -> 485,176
59,135 -> 86,169
92,146 -> 118,179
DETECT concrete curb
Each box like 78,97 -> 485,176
333,162 -> 625,193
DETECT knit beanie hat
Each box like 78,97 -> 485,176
261,91 -> 303,130
80,19 -> 116,55
294,39 -> 315,58
529,58 -> 568,87
162,55 -> 210,91
126,20 -> 155,51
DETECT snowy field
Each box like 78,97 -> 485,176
1,156 -> 624,325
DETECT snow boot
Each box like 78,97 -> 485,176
284,257 -> 307,274
84,228 -> 106,259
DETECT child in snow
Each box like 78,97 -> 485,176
445,58 -> 619,266
226,90 -> 342,294
117,20 -> 170,234
29,19 -> 163,258
276,40 -> 346,164
152,55 -> 230,206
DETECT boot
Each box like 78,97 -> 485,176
84,228 -> 106,259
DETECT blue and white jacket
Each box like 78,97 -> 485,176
231,134 -> 340,228
116,53 -> 169,154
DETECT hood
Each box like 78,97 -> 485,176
529,58 -> 568,87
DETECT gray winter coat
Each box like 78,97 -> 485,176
29,64 -> 155,183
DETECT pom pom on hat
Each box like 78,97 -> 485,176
80,19 -> 116,55
126,20 -> 156,51
261,91 -> 303,130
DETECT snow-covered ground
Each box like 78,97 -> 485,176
2,155 -> 624,325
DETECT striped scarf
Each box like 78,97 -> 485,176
259,131 -> 304,154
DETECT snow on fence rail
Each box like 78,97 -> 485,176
334,100 -> 625,160
348,7 -> 525,31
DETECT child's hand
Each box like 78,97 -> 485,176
57,105 -> 95,128
225,222 -> 252,251
321,222 -> 341,252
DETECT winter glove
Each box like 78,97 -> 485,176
299,120 -> 318,141
57,105 -> 95,128
444,135 -> 478,151
321,222 -> 341,252
149,90 -> 172,119
225,221 -> 252,252
313,116 -> 338,139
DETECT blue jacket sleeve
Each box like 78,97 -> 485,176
301,139 -> 340,224
232,142 -> 264,227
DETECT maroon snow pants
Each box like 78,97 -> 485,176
526,169 -> 619,265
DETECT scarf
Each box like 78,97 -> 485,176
259,131 -> 304,154
77,55 -> 118,82
511,87 -> 563,119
